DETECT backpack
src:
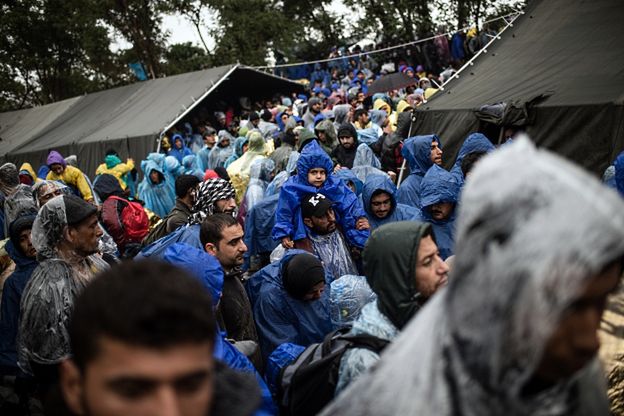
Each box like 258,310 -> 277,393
141,209 -> 175,247
277,327 -> 389,416
108,196 -> 149,242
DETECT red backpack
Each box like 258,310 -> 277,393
108,196 -> 149,242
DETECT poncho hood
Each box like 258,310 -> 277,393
363,221 -> 432,329
46,150 -> 66,168
297,140 -> 333,182
419,165 -> 460,211
402,135 -> 441,176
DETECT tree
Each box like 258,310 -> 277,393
163,42 -> 211,75
0,0 -> 123,110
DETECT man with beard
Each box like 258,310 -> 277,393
300,193 -> 359,279
396,135 -> 443,208
201,214 -> 260,367
332,124 -> 359,169
17,195 -> 108,388
302,97 -> 323,129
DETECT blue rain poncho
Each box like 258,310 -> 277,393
168,134 -> 193,164
396,135 -> 441,208
224,136 -> 249,169
450,132 -> 495,184
334,168 -> 364,196
614,151 -> 624,197
363,175 -> 417,229
272,141 -> 369,248
209,131 -> 235,170
412,165 -> 460,259
247,249 -> 333,361
330,274 -> 376,329
182,154 -> 204,180
0,236 -> 38,373
162,243 -> 277,415
137,159 -> 175,219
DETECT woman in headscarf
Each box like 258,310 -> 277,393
321,139 -> 624,416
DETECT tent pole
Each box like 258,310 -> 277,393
397,109 -> 417,186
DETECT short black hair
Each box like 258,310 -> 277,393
200,213 -> 239,247
354,108 -> 368,120
69,261 -> 216,371
461,151 -> 487,177
175,174 -> 200,198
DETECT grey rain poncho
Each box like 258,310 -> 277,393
330,274 -> 376,329
17,196 -> 108,374
321,138 -> 624,416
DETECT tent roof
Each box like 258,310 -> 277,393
423,0 -> 624,111
0,64 -> 304,157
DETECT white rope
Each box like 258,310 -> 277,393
252,10 -> 523,70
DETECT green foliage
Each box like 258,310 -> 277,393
163,42 -> 210,75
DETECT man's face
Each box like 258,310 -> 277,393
214,197 -> 236,215
67,214 -> 103,257
212,224 -> 247,270
60,337 -> 214,416
302,281 -> 325,301
203,134 -> 215,147
357,92 -> 365,104
307,168 -> 326,188
18,228 -> 36,258
219,137 -> 230,148
430,141 -> 443,165
339,135 -> 355,150
370,192 -> 392,219
38,185 -> 63,206
414,235 -> 449,299
358,113 -> 369,125
534,262 -> 621,383
304,207 -> 337,235
429,202 -> 454,221
175,140 -> 183,150
311,102 -> 322,113
251,119 -> 260,127
50,163 -> 64,176
316,131 -> 327,143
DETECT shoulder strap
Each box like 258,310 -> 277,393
340,334 -> 390,353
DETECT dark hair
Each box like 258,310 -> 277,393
105,149 -> 118,157
69,261 -> 216,371
200,213 -> 238,247
354,108 -> 368,120
461,151 -> 487,177
175,174 -> 200,199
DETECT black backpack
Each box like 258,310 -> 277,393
277,327 -> 389,416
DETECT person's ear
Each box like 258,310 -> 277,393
59,359 -> 85,415
303,218 -> 313,228
204,242 -> 217,255
63,225 -> 75,244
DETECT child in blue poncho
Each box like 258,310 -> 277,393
272,140 -> 370,249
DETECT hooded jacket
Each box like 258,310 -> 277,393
227,132 -> 267,203
168,134 -> 193,164
0,239 -> 38,373
363,175 -> 417,230
272,140 -> 369,248
332,123 -> 359,168
314,119 -> 338,155
45,151 -> 94,201
224,136 -> 249,169
18,163 -> 41,185
95,156 -> 134,190
247,249 -> 333,361
209,132 -> 235,170
333,104 -> 352,131
321,139 -> 624,416
243,158 -> 275,216
613,151 -> 624,197
351,143 -> 386,183
18,197 -> 108,374
137,159 -> 176,218
182,154 -> 204,180
413,165 -> 460,259
396,135 -> 441,208
450,132 -> 495,184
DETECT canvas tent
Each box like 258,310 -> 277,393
0,64 -> 304,176
409,0 -> 624,175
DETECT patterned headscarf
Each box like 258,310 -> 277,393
188,178 -> 236,225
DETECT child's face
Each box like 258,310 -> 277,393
307,168 -> 326,188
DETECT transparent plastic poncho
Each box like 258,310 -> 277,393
330,274 -> 376,329
321,138 -> 624,416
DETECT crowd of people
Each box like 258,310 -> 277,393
0,56 -> 623,415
